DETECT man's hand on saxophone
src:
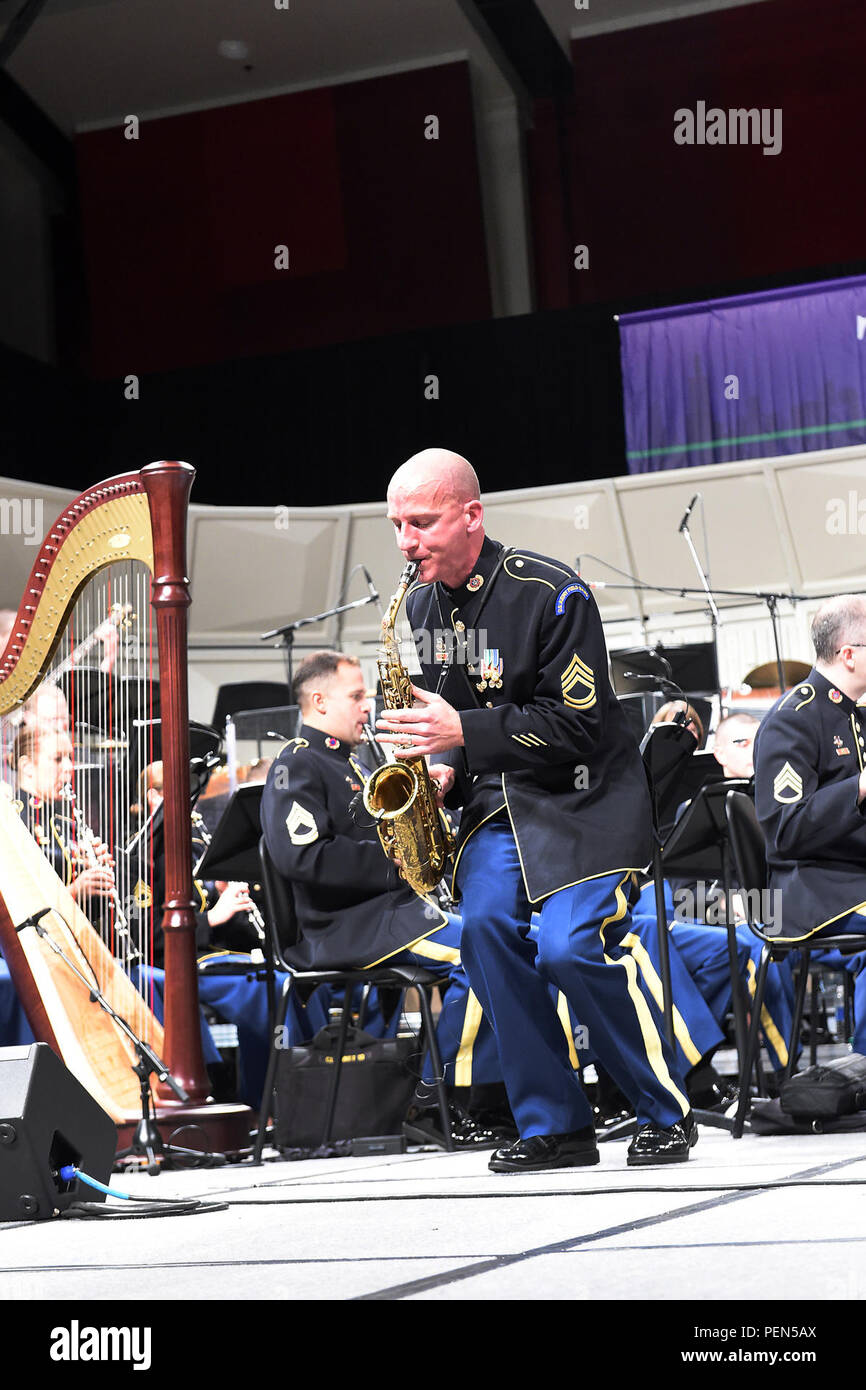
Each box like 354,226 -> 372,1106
376,685 -> 464,759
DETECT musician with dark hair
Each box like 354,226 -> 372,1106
261,648 -> 509,1149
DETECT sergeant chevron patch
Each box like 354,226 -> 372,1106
561,653 -> 596,710
773,762 -> 804,803
286,801 -> 319,844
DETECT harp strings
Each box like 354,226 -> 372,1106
1,560 -> 160,1047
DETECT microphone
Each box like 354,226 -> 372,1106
623,673 -> 684,701
678,494 -> 700,533
361,565 -> 384,618
15,906 -> 53,934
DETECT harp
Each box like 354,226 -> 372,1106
0,462 -> 250,1151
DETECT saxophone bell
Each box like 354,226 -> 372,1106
363,561 -> 454,895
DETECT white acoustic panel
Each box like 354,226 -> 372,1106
340,507 -> 404,652
187,508 -> 349,644
774,453 -> 866,595
615,463 -> 793,617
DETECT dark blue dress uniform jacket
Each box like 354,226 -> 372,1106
405,536 -> 653,903
260,724 -> 448,970
754,668 -> 866,941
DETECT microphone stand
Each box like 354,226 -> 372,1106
261,593 -> 379,691
16,909 -> 214,1174
578,560 -> 809,696
679,505 -> 722,708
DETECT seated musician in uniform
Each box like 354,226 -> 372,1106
132,761 -> 261,960
631,710 -> 795,1084
753,595 -> 866,1056
261,649 -> 508,1149
128,760 -> 322,1109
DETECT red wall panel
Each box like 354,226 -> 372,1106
528,0 -> 866,308
76,62 -> 490,375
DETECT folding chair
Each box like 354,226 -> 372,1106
252,836 -> 454,1163
724,790 -> 866,1138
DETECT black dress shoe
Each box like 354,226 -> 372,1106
488,1127 -> 599,1173
626,1111 -> 698,1166
403,1105 -> 500,1151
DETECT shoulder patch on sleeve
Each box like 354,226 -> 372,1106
561,652 -> 597,710
286,802 -> 319,845
555,580 -> 590,613
773,762 -> 804,803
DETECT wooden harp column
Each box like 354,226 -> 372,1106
140,461 -> 205,1102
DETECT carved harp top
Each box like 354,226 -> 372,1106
0,465 -> 189,714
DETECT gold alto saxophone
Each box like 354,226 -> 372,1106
363,561 -> 454,894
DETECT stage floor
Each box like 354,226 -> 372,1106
1,1121 -> 864,1304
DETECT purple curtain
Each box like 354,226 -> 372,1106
619,275 -> 866,472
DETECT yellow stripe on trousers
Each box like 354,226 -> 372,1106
618,932 -> 703,1068
746,957 -> 789,1069
599,875 -> 690,1118
556,992 -> 581,1070
403,934 -> 481,1087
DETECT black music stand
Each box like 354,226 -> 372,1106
195,784 -> 275,1032
662,778 -> 754,1091
230,705 -> 301,758
658,752 -> 723,830
130,718 -> 222,763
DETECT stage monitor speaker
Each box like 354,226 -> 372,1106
0,1043 -> 116,1222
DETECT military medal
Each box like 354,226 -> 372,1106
477,648 -> 504,692
467,574 -> 484,592
434,633 -> 450,663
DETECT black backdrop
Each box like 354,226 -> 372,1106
4,257 -> 865,508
